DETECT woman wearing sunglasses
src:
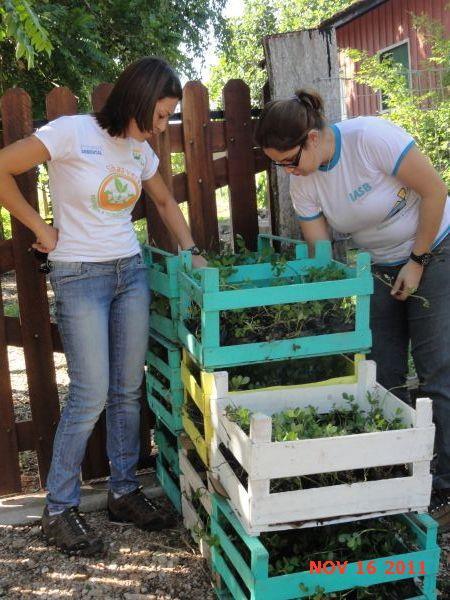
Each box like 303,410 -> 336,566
255,89 -> 450,529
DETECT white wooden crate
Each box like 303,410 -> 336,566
210,360 -> 435,536
179,448 -> 212,560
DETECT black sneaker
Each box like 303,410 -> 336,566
430,489 -> 450,532
108,487 -> 175,531
41,506 -> 104,556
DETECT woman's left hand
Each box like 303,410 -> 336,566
192,254 -> 208,268
391,260 -> 424,301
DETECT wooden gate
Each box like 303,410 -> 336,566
0,79 -> 270,497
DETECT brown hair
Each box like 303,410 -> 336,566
95,57 -> 182,137
254,89 -> 326,151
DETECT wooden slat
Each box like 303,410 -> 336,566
146,132 -> 178,253
15,420 -> 35,452
0,239 -> 14,274
182,82 -> 219,252
169,120 -> 226,153
1,88 -> 60,487
223,80 -> 259,250
5,316 -> 63,353
46,87 -> 77,121
81,413 -> 109,480
0,282 -> 22,494
138,381 -> 154,468
91,83 -> 113,112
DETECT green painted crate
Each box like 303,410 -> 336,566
146,330 -> 183,434
143,245 -> 180,343
144,235 -> 310,346
154,420 -> 182,513
178,238 -> 373,369
211,495 -> 440,600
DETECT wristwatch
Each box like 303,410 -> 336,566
409,251 -> 433,266
184,245 -> 201,256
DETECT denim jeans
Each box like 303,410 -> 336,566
369,237 -> 450,491
45,253 -> 150,513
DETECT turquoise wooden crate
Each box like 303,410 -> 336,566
156,455 -> 182,514
147,329 -> 183,388
211,495 -> 440,600
146,373 -> 184,434
143,244 -> 180,343
178,240 -> 373,369
154,420 -> 181,476
146,330 -> 183,433
144,235 -> 308,346
154,420 -> 182,513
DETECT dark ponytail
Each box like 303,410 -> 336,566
254,89 -> 326,151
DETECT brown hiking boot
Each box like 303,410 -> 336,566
430,489 -> 450,532
108,487 -> 175,531
41,506 -> 104,556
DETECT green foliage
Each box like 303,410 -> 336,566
0,0 -> 227,117
0,0 -> 53,68
208,0 -> 355,104
225,391 -> 407,441
186,248 -> 354,346
347,13 -> 450,186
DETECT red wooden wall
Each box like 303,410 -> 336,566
337,0 -> 450,117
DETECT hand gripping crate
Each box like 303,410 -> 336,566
178,238 -> 373,369
179,437 -> 213,560
210,360 -> 435,535
211,495 -> 440,600
146,330 -> 183,434
143,244 -> 180,343
154,420 -> 182,513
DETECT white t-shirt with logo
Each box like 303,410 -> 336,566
290,116 -> 450,265
34,114 -> 159,262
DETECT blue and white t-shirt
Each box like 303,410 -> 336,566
290,116 -> 450,265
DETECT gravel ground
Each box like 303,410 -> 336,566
0,502 -> 216,600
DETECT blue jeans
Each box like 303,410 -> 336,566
46,254 -> 150,513
369,237 -> 450,491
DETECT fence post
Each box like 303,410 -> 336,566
147,130 -> 178,253
223,80 -> 259,251
1,88 -> 60,486
0,288 -> 21,494
182,82 -> 219,252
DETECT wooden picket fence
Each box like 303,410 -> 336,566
0,79 -> 270,497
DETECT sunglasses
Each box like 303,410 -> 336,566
271,143 -> 304,168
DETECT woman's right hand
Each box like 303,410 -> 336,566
32,222 -> 58,253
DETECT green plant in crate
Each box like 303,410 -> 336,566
225,392 -> 406,440
227,354 -> 353,391
223,392 -> 408,491
185,259 -> 355,346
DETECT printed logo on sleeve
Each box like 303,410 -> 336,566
132,149 -> 146,169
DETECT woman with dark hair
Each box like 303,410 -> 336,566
0,57 -> 206,555
255,90 -> 450,530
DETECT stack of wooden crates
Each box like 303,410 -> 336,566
143,234 -> 440,599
